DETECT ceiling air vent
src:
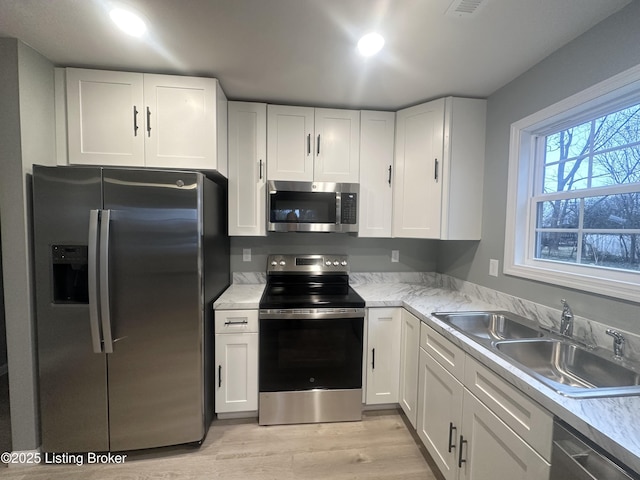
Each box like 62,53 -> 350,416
445,0 -> 487,17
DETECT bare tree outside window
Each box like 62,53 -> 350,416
535,104 -> 640,272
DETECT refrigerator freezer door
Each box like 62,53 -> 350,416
102,169 -> 205,451
33,165 -> 110,452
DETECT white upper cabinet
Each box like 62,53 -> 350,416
358,111 -> 395,238
393,97 -> 486,240
228,101 -> 267,236
267,105 -> 360,182
393,98 -> 445,238
64,68 -> 227,173
66,69 -> 144,167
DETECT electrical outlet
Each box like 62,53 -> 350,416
391,250 -> 400,263
243,249 -> 251,262
489,259 -> 499,277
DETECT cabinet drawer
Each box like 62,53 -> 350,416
464,355 -> 553,461
420,323 -> 465,381
215,310 -> 259,334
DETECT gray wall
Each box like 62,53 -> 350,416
0,38 -> 56,450
231,236 -> 438,273
438,1 -> 640,334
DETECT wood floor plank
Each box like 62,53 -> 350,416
0,410 -> 437,480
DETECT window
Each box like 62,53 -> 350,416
505,64 -> 640,302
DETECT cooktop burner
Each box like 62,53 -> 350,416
259,254 -> 365,310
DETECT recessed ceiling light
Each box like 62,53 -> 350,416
109,7 -> 147,37
357,32 -> 385,57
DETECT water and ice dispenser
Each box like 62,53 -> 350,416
51,245 -> 89,304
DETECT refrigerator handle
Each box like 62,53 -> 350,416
99,209 -> 114,353
88,210 -> 103,354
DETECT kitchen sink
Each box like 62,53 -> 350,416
433,311 -> 543,341
495,338 -> 640,398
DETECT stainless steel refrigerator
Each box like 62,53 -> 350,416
32,165 -> 229,452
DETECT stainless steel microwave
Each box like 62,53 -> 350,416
267,181 -> 359,233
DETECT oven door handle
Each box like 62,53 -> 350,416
259,308 -> 365,320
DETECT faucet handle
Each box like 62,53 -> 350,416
606,329 -> 625,358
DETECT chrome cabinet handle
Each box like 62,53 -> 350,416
458,435 -> 467,468
146,107 -> 152,137
224,319 -> 249,325
88,210 -> 102,354
99,209 -> 114,353
448,423 -> 457,453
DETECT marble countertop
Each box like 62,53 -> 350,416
214,278 -> 640,473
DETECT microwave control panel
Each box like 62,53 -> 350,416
341,193 -> 357,225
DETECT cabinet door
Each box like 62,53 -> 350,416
358,111 -> 395,237
66,68 -> 144,166
215,333 -> 259,413
143,74 -> 220,170
228,102 -> 267,236
399,309 -> 420,427
365,308 -> 401,405
459,391 -> 551,480
267,105 -> 314,181
417,348 -> 464,480
313,108 -> 360,183
393,98 -> 445,238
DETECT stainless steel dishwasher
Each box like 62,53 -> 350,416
551,420 -> 639,480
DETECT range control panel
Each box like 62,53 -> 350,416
266,254 -> 349,274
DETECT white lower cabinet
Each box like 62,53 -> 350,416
365,308 -> 401,405
417,322 -> 551,480
214,310 -> 259,414
398,309 -> 420,427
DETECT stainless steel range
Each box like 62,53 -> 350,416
258,254 -> 365,426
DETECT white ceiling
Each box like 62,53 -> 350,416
0,0 -> 632,110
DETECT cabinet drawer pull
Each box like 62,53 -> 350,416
317,134 -> 321,155
458,435 -> 467,468
372,348 -> 375,370
434,158 -> 439,182
218,365 -> 222,388
259,159 -> 263,180
307,134 -> 311,155
388,165 -> 392,185
224,319 -> 249,325
448,422 -> 457,453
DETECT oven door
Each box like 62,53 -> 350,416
259,314 -> 363,392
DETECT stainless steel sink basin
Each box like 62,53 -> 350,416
495,338 -> 640,398
433,311 -> 543,341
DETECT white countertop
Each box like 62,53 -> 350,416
214,279 -> 640,473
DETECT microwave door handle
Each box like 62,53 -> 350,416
88,210 -> 103,354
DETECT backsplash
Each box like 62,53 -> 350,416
230,270 -> 640,364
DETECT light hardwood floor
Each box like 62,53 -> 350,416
1,410 -> 440,479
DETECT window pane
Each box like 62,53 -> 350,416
591,149 -> 640,187
543,158 -> 589,193
582,234 -> 640,271
545,121 -> 591,163
583,193 -> 640,229
593,104 -> 640,152
535,232 -> 578,263
536,200 -> 579,228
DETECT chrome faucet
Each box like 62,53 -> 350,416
560,299 -> 573,337
606,329 -> 625,359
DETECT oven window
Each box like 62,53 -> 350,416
259,318 -> 363,392
269,191 -> 336,223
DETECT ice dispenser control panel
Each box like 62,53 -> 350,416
51,245 -> 89,304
